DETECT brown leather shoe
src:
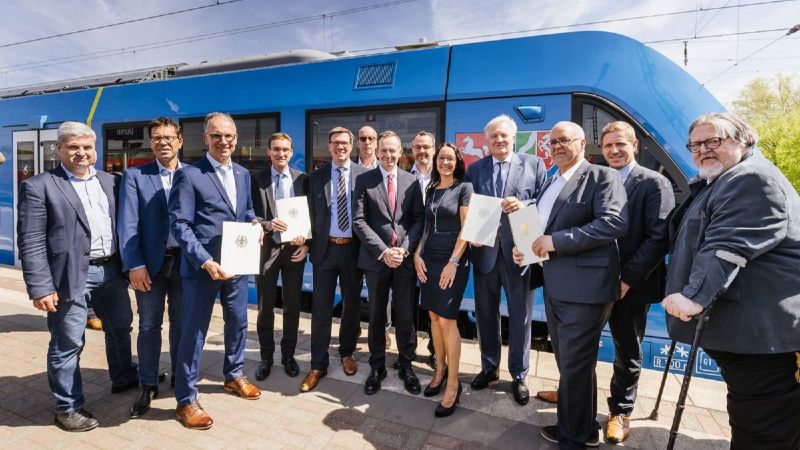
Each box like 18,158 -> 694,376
606,414 -> 630,443
536,390 -> 558,404
176,401 -> 213,430
86,317 -> 103,331
223,377 -> 261,400
342,356 -> 358,376
300,369 -> 327,392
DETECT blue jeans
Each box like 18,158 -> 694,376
134,254 -> 182,386
47,259 -> 137,412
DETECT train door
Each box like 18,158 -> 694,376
11,129 -> 59,265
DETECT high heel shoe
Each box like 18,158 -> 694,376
424,366 -> 448,397
435,382 -> 462,417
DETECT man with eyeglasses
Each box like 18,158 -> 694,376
169,112 -> 262,429
119,117 -> 185,419
514,120 -> 627,448
465,114 -> 546,406
663,112 -> 800,449
301,127 -> 368,392
251,132 -> 309,382
356,125 -> 379,169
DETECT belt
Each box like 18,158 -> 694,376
89,254 -> 115,266
165,247 -> 181,257
328,237 -> 352,245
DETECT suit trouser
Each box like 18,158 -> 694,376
606,300 -> 650,416
473,248 -> 533,378
174,275 -> 249,406
256,244 -> 305,361
545,295 -> 613,450
47,259 -> 137,412
365,264 -> 416,369
309,243 -> 363,370
704,350 -> 800,450
134,253 -> 182,386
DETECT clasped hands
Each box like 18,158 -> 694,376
382,247 -> 406,268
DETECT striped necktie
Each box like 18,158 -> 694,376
336,167 -> 348,231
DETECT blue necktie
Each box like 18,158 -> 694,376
495,161 -> 505,198
273,173 -> 286,243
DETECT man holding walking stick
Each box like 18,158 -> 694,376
663,112 -> 800,450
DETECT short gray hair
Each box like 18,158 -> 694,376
688,112 -> 758,150
552,121 -> 586,139
57,121 -> 96,145
378,130 -> 402,148
204,112 -> 235,132
484,114 -> 517,137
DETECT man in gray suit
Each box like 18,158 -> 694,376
663,112 -> 800,450
516,120 -> 627,448
465,114 -> 546,405
17,121 -> 138,432
353,130 -> 425,396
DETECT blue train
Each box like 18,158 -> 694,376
0,31 -> 724,380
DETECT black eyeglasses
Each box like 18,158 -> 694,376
150,136 -> 179,143
549,137 -> 580,148
207,133 -> 237,143
686,137 -> 723,153
358,136 -> 376,142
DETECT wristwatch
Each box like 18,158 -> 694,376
448,256 -> 459,266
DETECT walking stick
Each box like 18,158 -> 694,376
666,264 -> 740,450
648,340 -> 676,420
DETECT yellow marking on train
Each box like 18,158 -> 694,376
86,87 -> 104,127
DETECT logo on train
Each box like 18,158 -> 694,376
455,131 -> 556,174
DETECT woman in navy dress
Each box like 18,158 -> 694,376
413,143 -> 472,417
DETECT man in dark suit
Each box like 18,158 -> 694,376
536,121 -> 675,443
17,121 -> 138,432
252,132 -> 309,381
663,113 -> 800,449
353,130 -> 425,395
465,114 -> 546,405
119,117 -> 186,419
300,127 -> 367,393
516,120 -> 628,449
170,112 -> 262,430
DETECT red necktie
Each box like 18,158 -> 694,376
388,173 -> 398,246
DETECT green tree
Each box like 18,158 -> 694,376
732,74 -> 800,191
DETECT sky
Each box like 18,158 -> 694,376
0,0 -> 797,105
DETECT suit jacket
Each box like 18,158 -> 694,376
618,164 -> 675,304
352,167 -> 424,271
118,160 -> 180,276
17,165 -> 120,301
251,166 -> 310,271
168,156 -> 256,279
465,152 -> 547,273
666,152 -> 800,353
308,162 -> 367,265
531,161 -> 628,304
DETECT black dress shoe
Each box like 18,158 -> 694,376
512,377 -> 530,405
398,365 -> 421,395
470,369 -> 499,390
434,382 -> 462,417
54,409 -> 99,432
364,367 -> 387,395
129,385 -> 159,418
283,357 -> 300,378
110,377 -> 139,394
254,360 -> 273,381
423,366 -> 448,397
157,372 -> 167,383
391,359 -> 401,370
540,424 -> 600,447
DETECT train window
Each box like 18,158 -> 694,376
307,105 -> 442,171
103,123 -> 151,173
180,115 -> 278,174
572,95 -> 689,201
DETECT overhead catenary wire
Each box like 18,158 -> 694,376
0,0 -> 245,49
